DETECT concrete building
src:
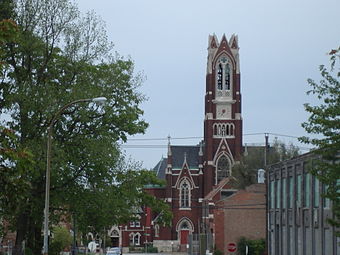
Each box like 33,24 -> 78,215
268,153 -> 340,255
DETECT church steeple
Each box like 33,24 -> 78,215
203,34 -> 242,196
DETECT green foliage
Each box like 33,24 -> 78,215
237,237 -> 265,255
213,249 -> 223,255
233,139 -> 300,188
144,244 -> 158,253
300,47 -> 340,234
49,226 -> 72,255
0,0 -> 169,254
0,126 -> 34,232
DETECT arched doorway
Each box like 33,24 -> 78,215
179,221 -> 190,245
176,218 -> 194,250
108,227 -> 120,247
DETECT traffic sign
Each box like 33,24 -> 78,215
227,242 -> 237,253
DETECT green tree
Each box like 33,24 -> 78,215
49,226 -> 72,255
0,126 -> 34,236
233,139 -> 300,188
237,237 -> 265,255
300,47 -> 340,234
0,0 -> 169,254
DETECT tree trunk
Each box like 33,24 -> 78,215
13,212 -> 28,255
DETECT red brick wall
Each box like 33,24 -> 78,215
214,184 -> 266,255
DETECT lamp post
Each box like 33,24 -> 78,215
42,97 -> 107,255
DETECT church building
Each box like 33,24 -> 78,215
118,34 -> 246,253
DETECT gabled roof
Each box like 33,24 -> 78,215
171,145 -> 200,169
204,176 -> 238,201
153,157 -> 167,179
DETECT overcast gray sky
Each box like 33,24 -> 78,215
75,0 -> 340,169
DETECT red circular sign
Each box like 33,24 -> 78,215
227,242 -> 237,252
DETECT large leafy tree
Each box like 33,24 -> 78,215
233,139 -> 300,188
300,47 -> 340,234
0,0 -> 169,254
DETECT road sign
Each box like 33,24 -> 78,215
227,242 -> 237,253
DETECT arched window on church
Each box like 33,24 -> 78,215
226,124 -> 230,136
217,64 -> 223,90
134,233 -> 141,246
221,125 -> 226,136
216,155 -> 230,183
180,180 -> 190,208
154,224 -> 160,237
224,63 -> 231,90
216,56 -> 233,96
129,233 -> 134,246
213,124 -> 217,136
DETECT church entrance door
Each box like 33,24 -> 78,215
180,230 -> 189,245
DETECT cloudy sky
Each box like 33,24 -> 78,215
75,0 -> 340,169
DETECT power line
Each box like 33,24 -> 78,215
127,136 -> 202,141
126,132 -> 302,142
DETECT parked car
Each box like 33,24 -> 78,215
106,247 -> 122,255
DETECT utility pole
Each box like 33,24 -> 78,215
264,133 -> 269,167
264,132 -> 269,255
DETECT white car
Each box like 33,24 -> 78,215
106,247 -> 122,255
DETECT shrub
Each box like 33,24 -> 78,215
49,226 -> 72,255
237,237 -> 265,255
214,249 -> 223,255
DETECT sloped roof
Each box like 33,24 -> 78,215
204,176 -> 238,201
171,145 -> 200,169
152,145 -> 201,180
153,157 -> 167,179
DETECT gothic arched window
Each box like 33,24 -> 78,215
154,224 -> 160,237
216,56 -> 232,96
217,64 -> 223,90
180,221 -> 189,230
213,124 -> 217,136
180,180 -> 190,208
134,233 -> 141,246
217,155 -> 230,183
224,63 -> 231,90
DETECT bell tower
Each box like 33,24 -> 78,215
203,34 -> 242,195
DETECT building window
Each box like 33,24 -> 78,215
129,232 -> 141,246
180,221 -> 189,230
180,180 -> 191,208
216,155 -> 230,183
313,176 -> 319,208
297,175 -> 302,207
276,179 -> 281,209
129,233 -> 134,246
154,224 -> 159,237
216,56 -> 232,94
130,222 -> 135,227
217,64 -> 223,90
221,189 -> 236,199
304,173 -> 310,207
224,63 -> 231,90
213,123 -> 235,137
289,176 -> 293,208
270,181 -> 275,209
134,233 -> 141,246
323,184 -> 330,209
282,178 -> 287,209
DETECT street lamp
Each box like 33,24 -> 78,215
42,97 -> 107,255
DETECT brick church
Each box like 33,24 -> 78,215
112,34 -> 265,254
